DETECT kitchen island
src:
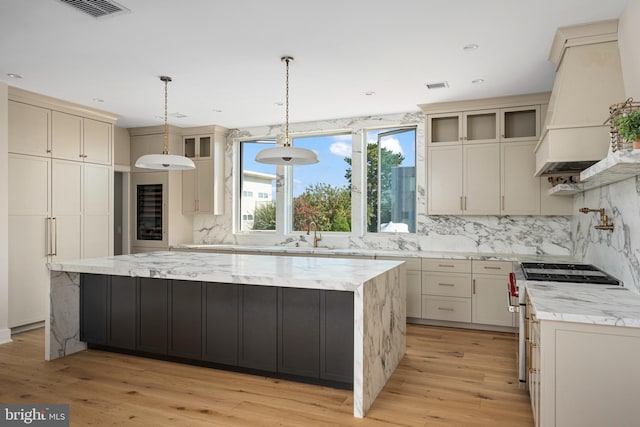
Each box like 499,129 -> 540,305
47,251 -> 405,418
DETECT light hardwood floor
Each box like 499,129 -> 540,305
0,325 -> 533,426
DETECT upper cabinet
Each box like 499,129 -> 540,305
183,134 -> 212,159
8,89 -> 115,166
500,106 -> 540,142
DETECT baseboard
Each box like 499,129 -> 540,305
10,321 -> 45,334
0,328 -> 12,345
407,317 -> 518,334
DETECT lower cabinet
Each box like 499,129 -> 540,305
203,282 -> 239,365
80,274 -> 108,345
80,274 -> 354,387
137,278 -> 168,355
109,276 -> 136,350
239,285 -> 278,372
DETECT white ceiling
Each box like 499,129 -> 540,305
0,0 -> 629,129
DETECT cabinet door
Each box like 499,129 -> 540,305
500,106 -> 540,142
463,143 -> 500,214
83,163 -> 112,259
80,274 -> 108,345
406,270 -> 422,318
196,160 -> 213,213
8,154 -> 50,327
239,285 -> 277,372
109,276 -> 137,350
52,111 -> 82,161
169,280 -> 202,359
471,274 -> 515,327
204,282 -> 239,365
463,109 -> 499,143
427,112 -> 462,145
8,101 -> 50,157
181,168 -> 197,215
320,290 -> 354,383
137,278 -> 168,354
83,118 -> 112,165
278,288 -> 320,378
501,141 -> 540,215
52,160 -> 83,262
427,145 -> 463,214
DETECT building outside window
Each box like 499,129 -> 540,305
240,140 -> 276,231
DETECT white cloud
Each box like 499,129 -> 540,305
330,141 -> 352,157
380,137 -> 404,155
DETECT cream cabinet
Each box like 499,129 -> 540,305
501,140 -> 541,215
182,159 -> 213,214
421,259 -> 472,322
471,260 -> 515,327
51,112 -> 112,165
8,101 -> 50,157
500,105 -> 540,142
183,134 -> 212,159
428,143 -> 500,215
7,88 -> 115,328
427,109 -> 500,145
528,302 -> 640,427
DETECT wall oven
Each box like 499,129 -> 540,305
508,262 -> 621,384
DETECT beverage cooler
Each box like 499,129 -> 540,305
132,172 -> 168,251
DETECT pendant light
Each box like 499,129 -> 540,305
255,57 -> 319,165
135,76 -> 196,170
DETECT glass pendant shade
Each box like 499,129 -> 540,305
135,153 -> 195,170
254,145 -> 318,165
134,75 -> 196,171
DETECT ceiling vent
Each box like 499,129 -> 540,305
58,0 -> 130,18
425,81 -> 449,90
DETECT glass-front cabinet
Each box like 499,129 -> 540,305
183,134 -> 212,159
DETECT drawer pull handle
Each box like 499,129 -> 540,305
438,283 -> 455,287
483,266 -> 501,270
438,264 -> 454,268
437,307 -> 454,312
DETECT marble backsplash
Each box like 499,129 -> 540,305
193,111 -> 572,257
573,175 -> 640,293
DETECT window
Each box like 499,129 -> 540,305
365,127 -> 416,233
240,140 -> 277,231
291,133 -> 352,232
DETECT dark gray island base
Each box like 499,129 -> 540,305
81,274 -> 355,389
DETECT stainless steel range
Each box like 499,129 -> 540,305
509,262 -> 621,384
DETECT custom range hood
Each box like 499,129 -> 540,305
534,20 -> 626,176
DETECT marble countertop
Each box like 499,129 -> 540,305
48,251 -> 403,292
526,281 -> 640,328
175,244 -> 576,263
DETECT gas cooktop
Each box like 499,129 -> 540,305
520,262 -> 621,286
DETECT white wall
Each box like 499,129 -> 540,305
0,82 -> 10,344
572,3 -> 640,293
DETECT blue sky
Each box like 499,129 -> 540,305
242,128 -> 416,197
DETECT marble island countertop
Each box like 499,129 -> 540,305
48,251 -> 403,292
174,244 -> 576,263
526,281 -> 640,328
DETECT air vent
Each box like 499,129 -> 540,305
59,0 -> 130,18
425,81 -> 449,90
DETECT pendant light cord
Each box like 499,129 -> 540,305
284,57 -> 290,148
160,75 -> 172,155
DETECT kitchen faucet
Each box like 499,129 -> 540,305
579,207 -> 615,231
307,221 -> 322,248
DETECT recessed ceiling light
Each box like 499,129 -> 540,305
274,102 -> 284,106
7,73 -> 22,79
364,91 -> 376,96
463,44 -> 479,51
212,109 -> 222,113
472,78 -> 485,84
92,98 -> 104,103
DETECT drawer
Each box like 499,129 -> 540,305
422,273 -> 471,298
376,256 -> 421,270
422,296 -> 471,322
472,260 -> 513,275
422,258 -> 471,273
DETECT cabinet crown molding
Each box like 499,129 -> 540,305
419,92 -> 550,114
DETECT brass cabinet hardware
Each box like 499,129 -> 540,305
438,264 -> 454,268
483,266 -> 501,270
502,195 -> 505,210
472,279 -> 476,294
437,307 -> 454,312
460,196 -> 463,210
438,283 -> 455,287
